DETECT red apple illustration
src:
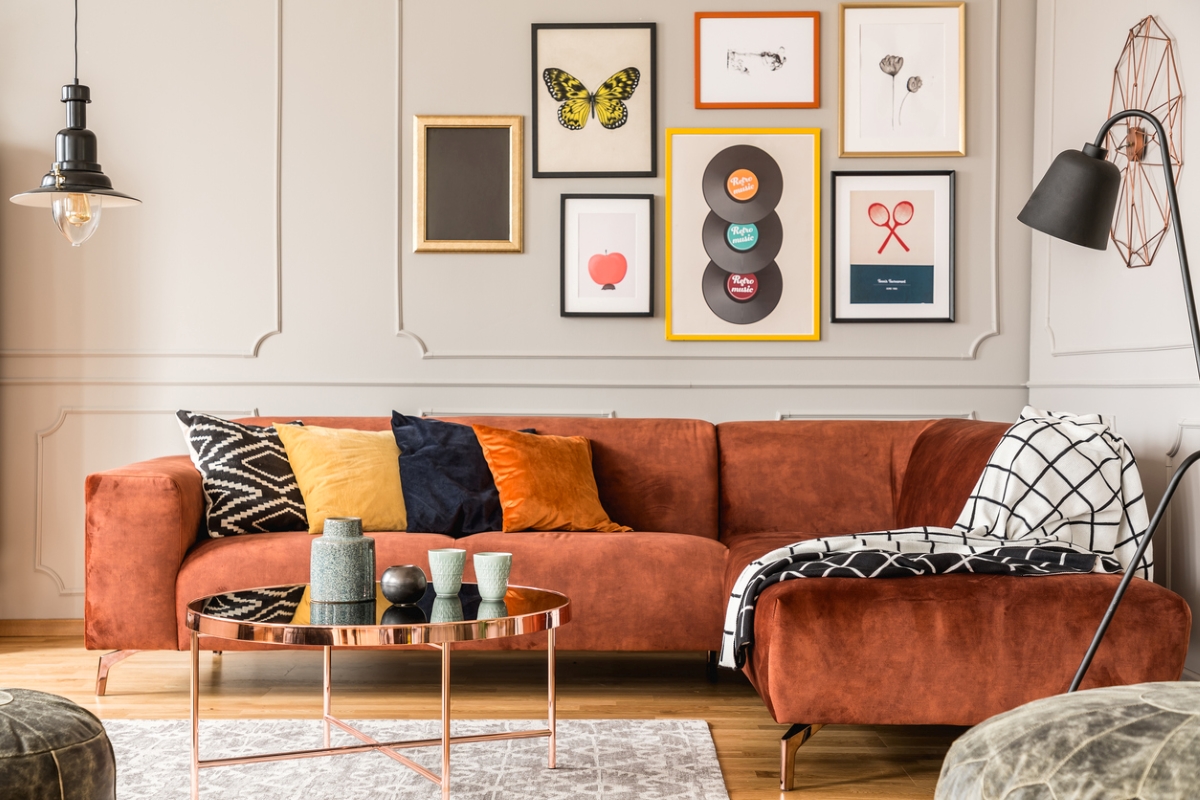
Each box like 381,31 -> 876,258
588,251 -> 628,290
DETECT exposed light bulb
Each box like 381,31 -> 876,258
51,193 -> 102,246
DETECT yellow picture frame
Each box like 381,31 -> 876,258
665,127 -> 821,341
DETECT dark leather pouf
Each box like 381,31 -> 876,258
936,682 -> 1200,799
0,689 -> 115,800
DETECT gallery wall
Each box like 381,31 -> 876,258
0,0 -> 1033,619
1025,0 -> 1200,674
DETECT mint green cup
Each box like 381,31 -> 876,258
473,552 -> 512,601
428,548 -> 466,596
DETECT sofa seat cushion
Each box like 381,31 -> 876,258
460,531 -> 727,651
723,530 -> 826,597
744,573 -> 1190,727
174,530 -> 455,649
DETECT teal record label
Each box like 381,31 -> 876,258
726,223 -> 759,251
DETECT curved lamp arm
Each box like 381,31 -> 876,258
1068,109 -> 1196,692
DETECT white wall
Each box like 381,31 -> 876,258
0,0 -> 1034,619
1026,0 -> 1200,674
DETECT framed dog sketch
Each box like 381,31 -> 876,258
666,128 -> 820,341
831,170 -> 955,322
560,194 -> 654,317
532,23 -> 657,178
695,12 -> 820,109
839,3 -> 965,157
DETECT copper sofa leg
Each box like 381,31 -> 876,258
96,649 -> 140,696
780,722 -> 823,791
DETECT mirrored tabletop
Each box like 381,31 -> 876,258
185,582 -> 570,647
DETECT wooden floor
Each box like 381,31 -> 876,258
0,636 -> 961,799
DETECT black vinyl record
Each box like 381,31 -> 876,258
701,145 -> 784,223
702,210 -> 783,273
702,261 -> 783,324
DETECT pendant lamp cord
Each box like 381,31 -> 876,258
73,0 -> 79,84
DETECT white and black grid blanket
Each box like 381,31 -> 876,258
719,407 -> 1151,669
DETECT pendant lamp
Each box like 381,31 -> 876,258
9,0 -> 139,246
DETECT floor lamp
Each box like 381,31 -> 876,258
1018,108 -> 1195,692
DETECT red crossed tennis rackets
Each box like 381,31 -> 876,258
868,201 -> 914,254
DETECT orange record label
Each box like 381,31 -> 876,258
726,169 -> 759,201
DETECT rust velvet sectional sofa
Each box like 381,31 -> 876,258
84,415 -> 1191,780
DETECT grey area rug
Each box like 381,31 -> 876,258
103,718 -> 728,799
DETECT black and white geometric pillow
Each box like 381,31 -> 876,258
177,411 -> 308,538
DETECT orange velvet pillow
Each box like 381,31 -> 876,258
472,424 -> 631,532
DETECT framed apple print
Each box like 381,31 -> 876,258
561,194 -> 654,317
533,23 -> 657,178
839,3 -> 965,157
831,170 -> 954,322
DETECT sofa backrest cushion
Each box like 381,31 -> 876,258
716,420 -> 933,541
894,418 -> 1010,529
234,416 -> 720,538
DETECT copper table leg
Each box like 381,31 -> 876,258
322,646 -> 332,749
441,642 -> 452,799
190,631 -> 200,800
548,628 -> 556,769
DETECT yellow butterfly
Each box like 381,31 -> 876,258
542,67 -> 640,130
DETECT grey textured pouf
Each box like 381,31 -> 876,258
0,689 -> 116,800
936,682 -> 1200,799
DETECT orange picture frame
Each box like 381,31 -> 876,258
694,12 -> 820,109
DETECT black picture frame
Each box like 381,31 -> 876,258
830,170 -> 955,323
532,23 -> 658,178
560,194 -> 655,317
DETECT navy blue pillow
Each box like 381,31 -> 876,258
391,412 -> 527,537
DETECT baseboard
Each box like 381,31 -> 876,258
0,618 -> 84,637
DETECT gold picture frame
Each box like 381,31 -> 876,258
838,3 -> 966,157
414,115 -> 524,252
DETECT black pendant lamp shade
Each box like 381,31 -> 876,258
10,83 -> 140,209
1017,142 -> 1121,250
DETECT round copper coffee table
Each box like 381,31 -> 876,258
185,582 -> 570,800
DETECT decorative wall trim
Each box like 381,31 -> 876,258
420,409 -> 617,418
777,411 -> 977,421
35,407 -> 254,596
1166,419 -> 1200,465
1026,380 -> 1200,389
1042,0 -> 1191,358
0,0 -> 284,359
0,377 -> 1028,390
394,0 -> 1002,363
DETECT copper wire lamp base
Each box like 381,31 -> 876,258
188,629 -> 558,800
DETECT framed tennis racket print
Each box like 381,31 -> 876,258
831,170 -> 954,322
532,23 -> 657,178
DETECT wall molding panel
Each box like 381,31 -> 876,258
777,411 -> 978,421
34,407 -> 253,596
0,0 -> 283,359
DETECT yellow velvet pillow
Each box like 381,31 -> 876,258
472,424 -> 631,532
274,424 -> 407,534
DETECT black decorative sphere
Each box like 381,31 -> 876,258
380,564 -> 427,605
381,604 -> 428,625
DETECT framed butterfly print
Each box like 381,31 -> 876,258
532,23 -> 657,178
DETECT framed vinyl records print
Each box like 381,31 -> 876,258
666,128 -> 820,341
839,3 -> 965,157
695,12 -> 820,109
532,23 -> 657,178
831,170 -> 954,322
560,194 -> 654,317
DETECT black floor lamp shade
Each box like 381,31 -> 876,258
1017,143 -> 1121,250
